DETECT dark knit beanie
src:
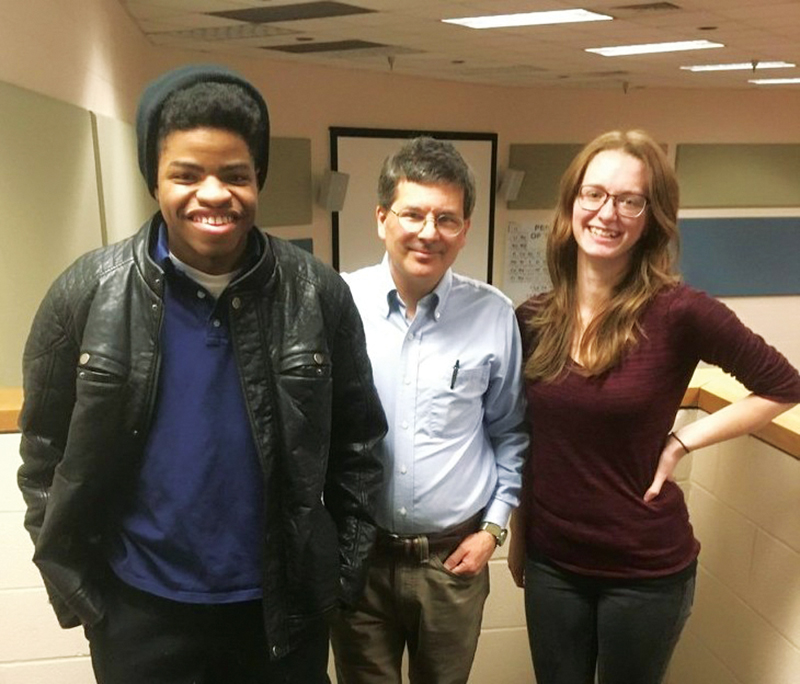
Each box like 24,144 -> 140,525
136,64 -> 270,195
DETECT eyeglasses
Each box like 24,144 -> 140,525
389,208 -> 466,237
577,185 -> 648,218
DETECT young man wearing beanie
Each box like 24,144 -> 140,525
18,64 -> 386,683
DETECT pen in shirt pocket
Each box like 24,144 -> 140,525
450,359 -> 460,390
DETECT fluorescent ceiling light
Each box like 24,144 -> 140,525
682,61 -> 795,72
749,77 -> 800,85
443,9 -> 613,29
587,40 -> 724,57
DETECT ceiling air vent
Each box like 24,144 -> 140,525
612,2 -> 682,10
266,40 -> 388,54
584,70 -> 631,77
210,2 -> 375,24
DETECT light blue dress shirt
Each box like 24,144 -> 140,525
344,256 -> 529,534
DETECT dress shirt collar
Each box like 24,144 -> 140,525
378,254 -> 453,323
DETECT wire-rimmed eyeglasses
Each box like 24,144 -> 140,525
389,208 -> 466,237
578,185 -> 648,218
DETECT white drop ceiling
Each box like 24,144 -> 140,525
118,0 -> 800,90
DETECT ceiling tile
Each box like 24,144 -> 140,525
119,0 -> 800,90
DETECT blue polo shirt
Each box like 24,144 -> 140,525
108,224 -> 264,603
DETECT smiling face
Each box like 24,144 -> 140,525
378,180 -> 470,305
155,127 -> 258,275
572,149 -> 649,273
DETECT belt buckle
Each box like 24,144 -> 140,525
389,533 -> 430,564
417,535 -> 430,565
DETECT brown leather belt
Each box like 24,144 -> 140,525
375,512 -> 482,563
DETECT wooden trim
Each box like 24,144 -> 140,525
679,370 -> 800,460
0,387 -> 23,433
680,384 -> 701,408
3,372 -> 799,457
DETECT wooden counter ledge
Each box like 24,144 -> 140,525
2,371 -> 799,458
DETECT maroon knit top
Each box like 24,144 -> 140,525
516,284 -> 800,578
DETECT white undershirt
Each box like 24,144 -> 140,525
168,252 -> 237,300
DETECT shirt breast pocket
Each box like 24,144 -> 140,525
429,365 -> 489,439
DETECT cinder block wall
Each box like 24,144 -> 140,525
468,532 -> 534,682
0,433 -> 93,682
0,429 -> 534,683
4,411 -> 799,684
666,411 -> 800,684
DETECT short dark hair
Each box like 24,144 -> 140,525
157,81 -> 263,172
378,137 -> 476,218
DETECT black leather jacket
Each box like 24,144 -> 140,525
18,215 -> 387,659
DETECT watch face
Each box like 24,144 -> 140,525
481,522 -> 507,546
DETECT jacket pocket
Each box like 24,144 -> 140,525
285,505 -> 340,615
279,351 -> 331,378
76,352 -> 128,385
275,350 -> 333,493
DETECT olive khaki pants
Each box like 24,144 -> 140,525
331,547 -> 490,684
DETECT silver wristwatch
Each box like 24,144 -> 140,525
480,521 -> 508,547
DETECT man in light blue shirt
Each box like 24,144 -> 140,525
331,137 -> 528,684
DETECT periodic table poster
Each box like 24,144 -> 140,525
503,211 -> 553,306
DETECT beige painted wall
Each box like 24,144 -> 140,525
719,296 -> 800,371
2,0 -> 798,373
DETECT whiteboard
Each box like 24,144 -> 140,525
330,127 -> 497,282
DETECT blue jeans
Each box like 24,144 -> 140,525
524,551 -> 696,684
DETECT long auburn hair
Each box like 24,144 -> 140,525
525,130 -> 681,382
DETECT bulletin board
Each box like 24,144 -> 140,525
675,143 -> 800,295
330,127 -> 497,282
507,143 -> 583,210
676,144 -> 800,208
257,137 -> 313,228
0,81 -> 105,386
93,111 -> 158,244
678,215 -> 800,296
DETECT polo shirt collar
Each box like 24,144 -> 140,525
153,222 -> 262,281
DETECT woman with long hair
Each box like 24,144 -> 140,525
508,130 -> 800,684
